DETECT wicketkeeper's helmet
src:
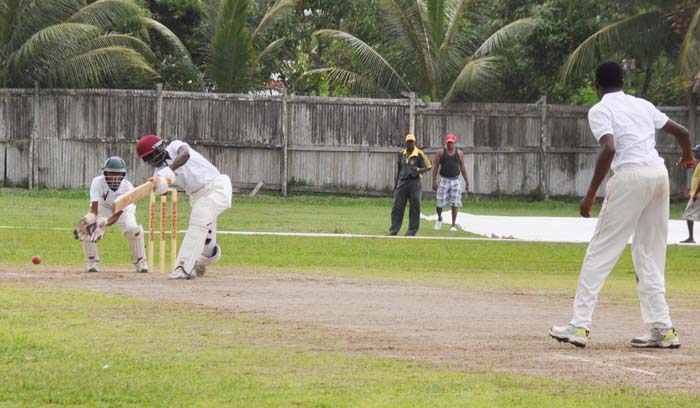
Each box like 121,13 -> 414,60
136,134 -> 168,167
102,156 -> 127,191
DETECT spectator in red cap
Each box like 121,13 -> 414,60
432,133 -> 469,231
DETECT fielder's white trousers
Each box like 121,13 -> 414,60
176,175 -> 232,274
570,165 -> 673,330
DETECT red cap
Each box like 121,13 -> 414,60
445,134 -> 457,143
136,134 -> 162,158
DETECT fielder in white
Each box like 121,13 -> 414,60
549,61 -> 694,348
136,134 -> 232,280
75,156 -> 149,273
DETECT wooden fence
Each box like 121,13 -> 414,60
0,87 -> 696,197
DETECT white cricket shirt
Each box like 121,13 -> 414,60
588,91 -> 668,171
159,140 -> 221,195
89,175 -> 135,211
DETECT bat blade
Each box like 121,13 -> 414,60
113,182 -> 153,213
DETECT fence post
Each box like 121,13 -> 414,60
29,82 -> 40,189
281,87 -> 288,196
409,92 -> 416,134
155,83 -> 163,138
538,95 -> 548,200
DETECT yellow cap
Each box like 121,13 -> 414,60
405,133 -> 416,142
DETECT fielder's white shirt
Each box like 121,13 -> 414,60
89,175 -> 135,212
160,140 -> 220,195
588,91 -> 668,171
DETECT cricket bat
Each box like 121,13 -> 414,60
112,181 -> 153,213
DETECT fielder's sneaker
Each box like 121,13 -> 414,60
549,324 -> 590,348
631,327 -> 680,349
135,259 -> 149,273
450,225 -> 458,232
86,260 -> 100,273
434,220 -> 443,230
167,266 -> 195,280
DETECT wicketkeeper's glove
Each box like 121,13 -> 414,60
74,213 -> 108,242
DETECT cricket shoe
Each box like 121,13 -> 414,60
631,327 -> 680,349
450,225 -> 458,232
194,245 -> 221,277
434,220 -> 442,230
135,259 -> 149,273
167,266 -> 195,280
549,324 -> 590,348
86,260 -> 100,273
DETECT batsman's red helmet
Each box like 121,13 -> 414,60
136,134 -> 162,158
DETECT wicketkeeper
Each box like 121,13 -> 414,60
136,134 -> 232,280
74,156 -> 149,273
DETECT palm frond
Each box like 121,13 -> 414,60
252,0 -> 295,41
560,10 -> 666,84
258,37 -> 285,65
67,0 -> 143,32
442,56 -> 500,104
5,0 -> 80,54
381,0 -> 436,96
439,0 -> 467,61
10,23 -> 101,72
680,7 -> 700,76
473,17 -> 536,58
83,33 -> 155,61
301,67 -> 387,97
143,17 -> 193,64
55,45 -> 157,87
426,0 -> 446,49
209,0 -> 254,92
313,29 -> 408,94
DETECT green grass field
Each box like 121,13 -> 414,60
2,188 -> 699,406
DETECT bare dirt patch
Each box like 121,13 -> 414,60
3,266 -> 699,393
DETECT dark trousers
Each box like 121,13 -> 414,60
389,178 -> 422,236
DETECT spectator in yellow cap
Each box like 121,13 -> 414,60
389,133 -> 432,236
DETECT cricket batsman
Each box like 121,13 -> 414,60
136,134 -> 232,280
74,156 -> 149,273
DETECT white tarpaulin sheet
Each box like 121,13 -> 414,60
422,213 -> 695,244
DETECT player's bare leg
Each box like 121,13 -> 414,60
435,207 -> 443,230
450,207 -> 458,231
681,220 -> 694,243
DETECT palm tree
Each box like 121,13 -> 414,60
0,0 -> 193,88
561,4 -> 700,97
198,0 -> 296,93
305,0 -> 535,103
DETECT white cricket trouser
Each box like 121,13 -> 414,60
176,175 -> 232,274
570,165 -> 672,330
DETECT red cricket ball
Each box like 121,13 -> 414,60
32,256 -> 42,265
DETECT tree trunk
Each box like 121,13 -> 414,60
641,64 -> 653,98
